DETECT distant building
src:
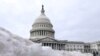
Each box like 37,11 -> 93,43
90,41 -> 100,52
30,5 -> 100,53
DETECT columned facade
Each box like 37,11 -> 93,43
42,43 -> 65,50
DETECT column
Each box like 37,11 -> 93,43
57,44 -> 58,50
55,43 -> 56,49
33,32 -> 35,36
59,44 -> 61,50
47,31 -> 48,36
37,31 -> 38,36
43,43 -> 45,46
49,43 -> 50,46
57,44 -> 59,50
35,31 -> 37,36
35,31 -> 36,36
42,30 -> 43,36
52,43 -> 54,49
54,43 -> 55,49
41,30 -> 42,36
59,44 -> 60,50
33,32 -> 34,36
56,43 -> 57,50
43,30 -> 44,36
46,31 -> 47,36
45,31 -> 46,36
39,31 -> 40,35
48,43 -> 49,46
61,44 -> 62,50
40,30 -> 41,35
38,31 -> 39,36
63,44 -> 65,50
34,31 -> 35,36
51,43 -> 53,49
43,31 -> 45,36
38,31 -> 39,35
39,30 -> 41,36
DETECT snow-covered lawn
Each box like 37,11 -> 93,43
0,27 -> 92,56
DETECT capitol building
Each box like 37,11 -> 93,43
30,5 -> 100,53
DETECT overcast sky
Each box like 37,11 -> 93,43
0,0 -> 100,42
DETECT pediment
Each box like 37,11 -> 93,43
36,37 -> 58,42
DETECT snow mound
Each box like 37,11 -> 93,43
0,27 -> 93,56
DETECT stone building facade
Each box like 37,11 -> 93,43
30,5 -> 100,53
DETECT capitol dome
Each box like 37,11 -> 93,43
30,5 -> 55,40
34,14 -> 51,24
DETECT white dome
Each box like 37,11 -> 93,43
30,5 -> 55,39
34,14 -> 51,24
32,14 -> 54,31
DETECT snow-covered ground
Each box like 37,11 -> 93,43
0,27 -> 93,56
